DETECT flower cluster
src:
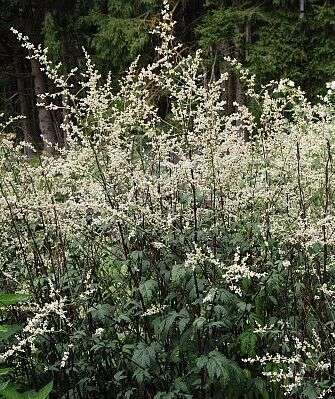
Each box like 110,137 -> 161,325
1,2 -> 335,398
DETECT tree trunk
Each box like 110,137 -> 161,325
30,58 -> 57,153
174,0 -> 205,46
300,0 -> 305,19
14,54 -> 40,155
245,19 -> 251,59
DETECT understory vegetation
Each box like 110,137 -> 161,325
0,3 -> 335,398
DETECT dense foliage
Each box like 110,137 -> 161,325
0,1 -> 334,151
198,1 -> 335,98
0,4 -> 335,398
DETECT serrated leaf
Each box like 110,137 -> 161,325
139,279 -> 157,303
155,311 -> 178,339
90,303 -> 112,322
178,311 -> 190,333
132,342 -> 157,369
240,330 -> 257,356
196,350 -> 243,385
171,264 -> 188,285
133,368 -> 151,384
302,383 -> 318,399
173,377 -> 188,393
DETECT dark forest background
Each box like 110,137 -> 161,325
0,0 -> 334,150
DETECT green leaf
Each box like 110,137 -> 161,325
0,294 -> 29,308
132,342 -> 157,369
124,388 -> 136,399
154,312 -> 178,339
0,385 -> 26,399
133,368 -> 151,384
193,317 -> 206,330
253,378 -> 269,399
90,303 -> 112,322
139,279 -> 157,303
0,381 -> 53,399
171,264 -> 189,286
302,383 -> 318,399
173,377 -> 189,394
178,309 -> 190,333
31,382 -> 53,399
239,330 -> 257,356
0,325 -> 21,342
0,382 -> 9,392
196,350 -> 243,385
114,371 -> 126,382
197,351 -> 228,382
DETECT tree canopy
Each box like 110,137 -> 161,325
0,0 -> 334,149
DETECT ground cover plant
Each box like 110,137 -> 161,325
0,3 -> 335,398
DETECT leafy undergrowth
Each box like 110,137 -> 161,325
0,3 -> 335,398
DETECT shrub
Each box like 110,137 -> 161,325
1,3 -> 335,398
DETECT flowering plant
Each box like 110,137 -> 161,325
1,2 -> 335,398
